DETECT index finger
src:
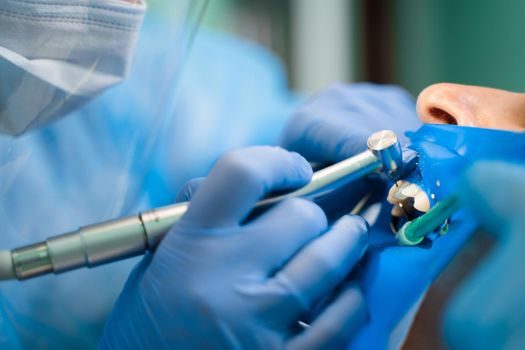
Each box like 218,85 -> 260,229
182,146 -> 313,228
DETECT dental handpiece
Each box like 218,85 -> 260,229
0,130 -> 404,281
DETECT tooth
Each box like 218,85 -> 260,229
414,190 -> 431,212
400,183 -> 420,198
387,180 -> 407,204
387,180 -> 431,216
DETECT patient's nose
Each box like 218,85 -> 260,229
416,83 -> 525,131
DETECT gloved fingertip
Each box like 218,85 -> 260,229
290,197 -> 328,231
333,215 -> 369,247
340,282 -> 368,321
339,214 -> 369,230
458,161 -> 525,233
457,161 -> 505,205
461,161 -> 493,184
290,150 -> 314,180
286,281 -> 368,350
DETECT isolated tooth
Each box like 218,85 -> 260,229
387,180 -> 408,204
388,181 -> 430,217
400,183 -> 421,198
414,190 -> 431,212
387,180 -> 432,234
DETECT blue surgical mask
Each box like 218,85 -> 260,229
0,0 -> 146,136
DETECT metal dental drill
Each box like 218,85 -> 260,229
0,130 -> 405,281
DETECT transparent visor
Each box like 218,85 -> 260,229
0,1 -> 207,345
0,0 -> 208,242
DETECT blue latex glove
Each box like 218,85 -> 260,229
444,161 -> 525,349
0,20 -> 300,350
282,81 -> 524,349
281,83 -> 421,163
280,83 -> 421,221
100,146 -> 369,349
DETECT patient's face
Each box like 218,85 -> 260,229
416,83 -> 525,131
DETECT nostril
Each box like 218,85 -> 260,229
428,107 -> 458,125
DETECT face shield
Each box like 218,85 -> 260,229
0,0 -> 208,348
0,0 -> 143,136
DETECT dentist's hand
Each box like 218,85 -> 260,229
445,161 -> 525,349
282,83 -> 421,163
281,83 -> 421,218
100,146 -> 368,349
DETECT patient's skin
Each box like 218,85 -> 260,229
416,83 -> 525,131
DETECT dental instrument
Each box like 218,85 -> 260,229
1,130 -> 404,281
396,195 -> 460,246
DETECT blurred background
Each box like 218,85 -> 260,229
187,0 -> 525,96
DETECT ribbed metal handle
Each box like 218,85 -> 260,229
8,134 -> 402,281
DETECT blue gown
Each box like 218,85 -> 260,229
0,20 -> 299,349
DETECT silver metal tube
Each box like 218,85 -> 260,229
47,216 -> 147,274
12,243 -> 53,279
140,203 -> 188,250
256,150 -> 381,207
367,130 -> 403,176
7,131 -> 403,280
9,151 -> 380,280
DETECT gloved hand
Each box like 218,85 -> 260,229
444,161 -> 525,350
100,146 -> 369,349
280,83 -> 421,220
281,82 -> 421,163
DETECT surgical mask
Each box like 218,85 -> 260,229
0,0 -> 146,136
